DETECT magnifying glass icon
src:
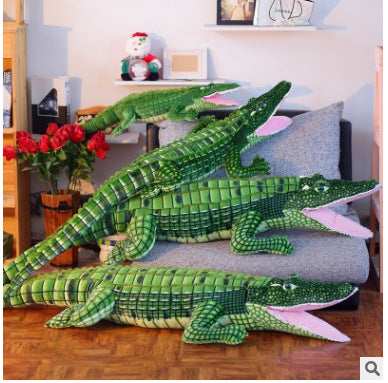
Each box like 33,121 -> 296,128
365,361 -> 380,376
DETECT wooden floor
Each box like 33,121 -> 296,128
3,253 -> 383,380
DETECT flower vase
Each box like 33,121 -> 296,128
40,190 -> 81,266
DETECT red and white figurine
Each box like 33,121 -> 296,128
121,32 -> 162,81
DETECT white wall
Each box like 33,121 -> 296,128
25,0 -> 382,219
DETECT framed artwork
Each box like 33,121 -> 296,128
163,48 -> 208,80
217,0 -> 257,25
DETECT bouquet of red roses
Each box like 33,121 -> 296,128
3,123 -> 110,195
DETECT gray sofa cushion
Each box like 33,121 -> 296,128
131,208 -> 369,284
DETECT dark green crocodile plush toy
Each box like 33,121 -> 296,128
3,265 -> 357,345
4,81 -> 291,286
81,83 -> 240,136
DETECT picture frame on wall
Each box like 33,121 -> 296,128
163,48 -> 208,80
217,0 -> 257,25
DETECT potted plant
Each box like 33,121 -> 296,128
3,123 -> 110,266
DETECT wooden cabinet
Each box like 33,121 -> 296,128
3,18 -> 31,257
369,46 -> 383,292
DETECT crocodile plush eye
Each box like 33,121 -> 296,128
282,282 -> 297,291
314,185 -> 329,193
313,180 -> 329,193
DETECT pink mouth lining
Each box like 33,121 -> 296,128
266,307 -> 350,342
265,288 -> 357,342
254,92 -> 291,137
303,208 -> 373,239
254,115 -> 292,137
202,91 -> 239,106
302,185 -> 382,239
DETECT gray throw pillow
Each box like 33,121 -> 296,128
235,101 -> 344,180
158,102 -> 344,180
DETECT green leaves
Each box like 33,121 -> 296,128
57,149 -> 67,161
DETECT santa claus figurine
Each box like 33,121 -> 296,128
121,32 -> 162,81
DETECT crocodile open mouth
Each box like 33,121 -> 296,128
202,90 -> 240,106
302,184 -> 382,239
254,92 -> 291,137
265,287 -> 358,342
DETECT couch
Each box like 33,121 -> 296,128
132,103 -> 370,309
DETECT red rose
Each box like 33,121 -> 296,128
16,131 -> 31,142
70,125 -> 85,143
87,132 -> 110,158
18,137 -> 39,154
46,122 -> 59,136
95,149 -> 107,159
51,134 -> 67,150
3,145 -> 17,160
56,125 -> 73,141
87,138 -> 97,151
39,135 -> 51,152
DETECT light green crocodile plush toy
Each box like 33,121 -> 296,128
81,83 -> 240,136
3,265 -> 357,345
4,81 -> 291,287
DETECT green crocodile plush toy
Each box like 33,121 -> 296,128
81,83 -> 240,136
4,81 -> 291,287
3,175 -> 380,285
102,174 -> 381,264
3,265 -> 357,345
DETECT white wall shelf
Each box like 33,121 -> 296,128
114,79 -> 226,86
204,24 -> 316,32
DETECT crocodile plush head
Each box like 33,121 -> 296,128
192,82 -> 240,108
241,81 -> 292,146
283,174 -> 382,238
247,275 -> 357,341
246,80 -> 291,126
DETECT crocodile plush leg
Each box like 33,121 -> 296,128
140,160 -> 183,198
182,301 -> 248,344
231,210 -> 293,255
104,213 -> 157,265
225,147 -> 270,177
45,282 -> 115,328
111,107 -> 136,136
168,102 -> 198,121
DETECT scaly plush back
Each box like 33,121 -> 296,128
3,265 -> 357,345
82,83 -> 240,136
4,82 -> 291,286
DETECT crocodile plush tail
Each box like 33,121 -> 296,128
3,162 -> 155,286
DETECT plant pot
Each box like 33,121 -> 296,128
41,190 -> 81,266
